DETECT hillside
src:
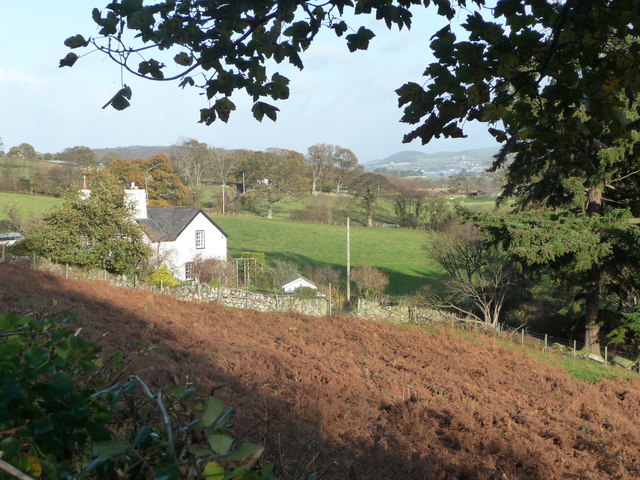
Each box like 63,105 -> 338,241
1,264 -> 639,479
366,147 -> 498,176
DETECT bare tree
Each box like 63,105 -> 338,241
427,223 -> 518,327
171,138 -> 210,192
351,264 -> 389,300
210,149 -> 241,214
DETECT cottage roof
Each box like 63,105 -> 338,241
139,207 -> 228,242
281,274 -> 317,288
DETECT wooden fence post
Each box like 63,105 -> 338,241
604,346 -> 608,365
1,244 -> 4,263
573,340 -> 576,359
65,263 -> 69,279
544,334 -> 548,351
521,329 -> 525,345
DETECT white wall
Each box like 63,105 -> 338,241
148,212 -> 227,280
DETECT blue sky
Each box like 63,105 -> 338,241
0,1 -> 498,163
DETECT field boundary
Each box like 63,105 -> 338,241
356,299 -> 640,372
1,254 -> 328,317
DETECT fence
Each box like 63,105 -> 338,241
356,299 -> 640,373
0,254 -> 328,317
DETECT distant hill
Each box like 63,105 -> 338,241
366,147 -> 498,177
93,145 -> 173,160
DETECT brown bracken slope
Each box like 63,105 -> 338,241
1,264 -> 639,480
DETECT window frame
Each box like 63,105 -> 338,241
195,229 -> 205,249
185,262 -> 195,280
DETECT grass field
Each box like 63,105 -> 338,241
0,192 -> 62,222
213,214 -> 444,296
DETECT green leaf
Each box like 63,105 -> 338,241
226,443 -> 264,461
47,373 -> 74,395
214,97 -> 236,123
187,445 -> 214,456
202,397 -> 224,427
133,426 -> 151,446
208,434 -> 233,454
203,461 -> 225,480
92,440 -> 127,459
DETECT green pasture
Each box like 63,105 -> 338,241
0,192 -> 62,222
213,215 -> 445,296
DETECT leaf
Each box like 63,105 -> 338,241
64,34 -> 89,49
133,426 -> 151,446
102,85 -> 132,111
226,443 -> 264,463
346,27 -> 375,52
59,52 -> 79,68
174,52 -> 193,66
214,97 -> 236,123
202,397 -> 224,427
251,101 -> 279,122
187,445 -> 214,456
203,461 -> 225,480
92,440 -> 127,459
208,434 -> 233,454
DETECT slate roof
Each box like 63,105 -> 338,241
281,274 -> 317,289
139,207 -> 227,242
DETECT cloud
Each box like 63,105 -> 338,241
0,69 -> 45,89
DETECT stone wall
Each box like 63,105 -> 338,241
3,255 -> 328,317
355,298 -> 462,324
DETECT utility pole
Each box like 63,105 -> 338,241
346,216 -> 351,303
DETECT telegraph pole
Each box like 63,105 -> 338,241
346,216 -> 351,303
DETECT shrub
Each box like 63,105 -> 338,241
192,256 -> 236,286
293,286 -> 318,298
351,264 -> 389,300
145,264 -> 180,287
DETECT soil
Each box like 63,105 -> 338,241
1,263 -> 639,480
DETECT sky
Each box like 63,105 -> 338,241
0,1 -> 498,164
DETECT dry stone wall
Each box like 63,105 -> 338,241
5,255 -> 328,317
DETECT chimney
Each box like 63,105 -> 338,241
124,185 -> 148,220
79,175 -> 91,199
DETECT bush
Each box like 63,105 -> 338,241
145,264 -> 180,287
192,256 -> 236,286
351,264 -> 389,300
293,286 -> 318,298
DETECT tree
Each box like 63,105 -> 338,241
22,171 -> 151,274
305,144 -> 333,196
353,172 -> 392,227
427,223 -> 519,328
210,149 -> 242,214
59,146 -> 97,169
108,154 -> 189,206
351,264 -> 389,300
8,143 -> 38,161
244,148 -> 309,219
170,138 -> 210,192
328,147 -> 362,194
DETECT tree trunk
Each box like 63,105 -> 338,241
311,177 -> 317,196
584,186 -> 603,354
267,204 -> 273,219
367,215 -> 373,227
221,182 -> 226,215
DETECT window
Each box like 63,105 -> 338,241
195,230 -> 205,249
185,262 -> 195,280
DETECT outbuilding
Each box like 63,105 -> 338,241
281,274 -> 317,294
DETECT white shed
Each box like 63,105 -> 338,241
281,274 -> 317,294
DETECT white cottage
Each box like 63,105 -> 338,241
281,274 -> 317,294
125,187 -> 228,281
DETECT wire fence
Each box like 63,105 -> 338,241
432,315 -> 640,372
